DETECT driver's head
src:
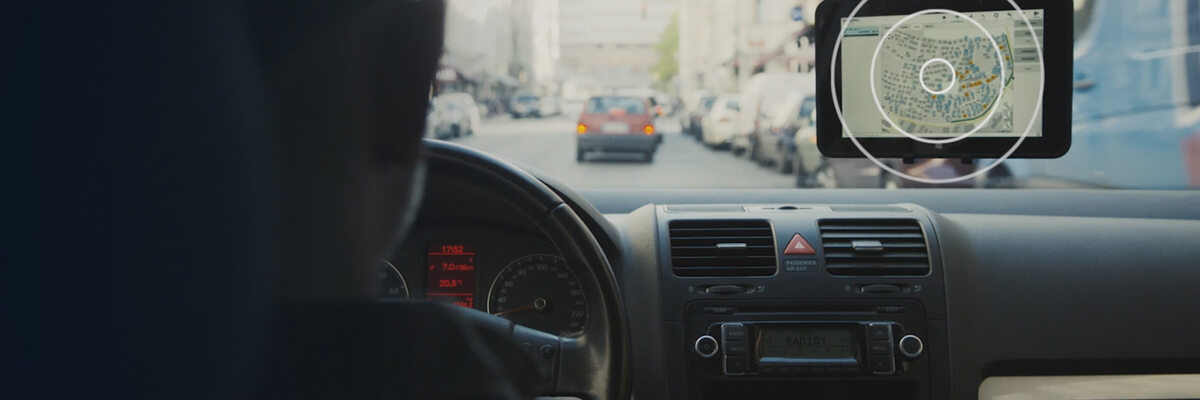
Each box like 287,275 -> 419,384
250,0 -> 445,302
42,1 -> 449,398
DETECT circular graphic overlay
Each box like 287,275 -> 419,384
869,9 -> 1007,145
830,0 -> 1045,185
918,58 -> 956,95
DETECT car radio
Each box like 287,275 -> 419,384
694,321 -> 922,377
685,299 -> 932,384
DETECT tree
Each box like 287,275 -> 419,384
653,13 -> 679,90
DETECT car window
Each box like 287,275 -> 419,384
798,97 -> 816,120
586,97 -> 647,115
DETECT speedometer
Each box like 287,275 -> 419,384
487,254 -> 589,337
379,259 -> 409,299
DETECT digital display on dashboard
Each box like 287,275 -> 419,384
425,243 -> 476,308
839,10 -> 1044,139
757,327 -> 856,360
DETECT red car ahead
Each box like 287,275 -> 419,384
576,96 -> 659,162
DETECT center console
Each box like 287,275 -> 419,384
654,204 -> 949,399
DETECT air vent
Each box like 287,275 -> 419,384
669,220 -> 777,277
818,219 -> 930,276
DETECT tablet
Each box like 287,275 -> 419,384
814,0 -> 1072,159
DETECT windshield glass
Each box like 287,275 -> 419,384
436,0 -> 1200,190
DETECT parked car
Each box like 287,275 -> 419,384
576,96 -> 658,162
701,94 -> 740,149
509,95 -> 541,118
430,92 -> 481,139
758,93 -> 818,174
424,100 -> 439,139
538,96 -> 562,117
683,95 -> 717,140
734,72 -> 815,158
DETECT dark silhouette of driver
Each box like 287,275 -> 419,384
38,1 -> 539,398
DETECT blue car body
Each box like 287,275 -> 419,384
1007,0 -> 1200,189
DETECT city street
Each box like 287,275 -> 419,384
453,114 -> 796,189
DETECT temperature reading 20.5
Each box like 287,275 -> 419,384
487,254 -> 588,337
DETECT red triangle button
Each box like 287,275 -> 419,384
784,233 -> 816,255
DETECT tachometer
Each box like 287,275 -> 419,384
487,254 -> 588,337
379,259 -> 410,299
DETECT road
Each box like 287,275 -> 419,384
453,114 -> 796,189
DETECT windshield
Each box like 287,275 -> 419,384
436,0 -> 1200,190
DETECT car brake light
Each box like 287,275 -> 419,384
576,124 -> 587,135
643,125 -> 655,135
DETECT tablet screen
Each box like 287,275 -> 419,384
839,10 -> 1044,139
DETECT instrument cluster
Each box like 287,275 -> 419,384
380,225 -> 589,337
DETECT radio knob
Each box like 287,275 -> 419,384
694,335 -> 719,358
899,334 -> 924,358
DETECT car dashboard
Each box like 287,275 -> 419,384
401,161 -> 1200,399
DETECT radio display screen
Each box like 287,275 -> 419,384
756,327 -> 856,361
425,243 -> 476,308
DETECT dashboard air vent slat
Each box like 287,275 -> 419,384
669,220 -> 777,277
818,219 -> 930,276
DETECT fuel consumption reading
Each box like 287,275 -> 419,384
425,243 -> 477,308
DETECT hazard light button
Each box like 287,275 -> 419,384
783,233 -> 816,255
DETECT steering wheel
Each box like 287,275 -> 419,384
424,139 -> 631,400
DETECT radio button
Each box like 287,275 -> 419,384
866,323 -> 893,340
869,340 -> 893,355
694,335 -> 719,358
725,341 -> 748,356
721,323 -> 748,341
724,357 -> 748,374
899,334 -> 924,358
870,356 -> 896,374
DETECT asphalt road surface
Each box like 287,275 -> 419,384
452,114 -> 796,189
